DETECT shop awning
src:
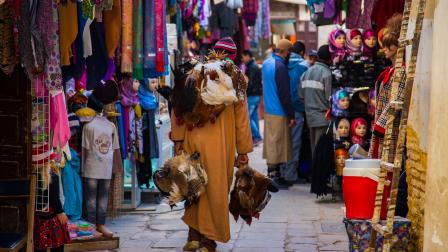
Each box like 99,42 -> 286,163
274,0 -> 307,4
271,20 -> 296,35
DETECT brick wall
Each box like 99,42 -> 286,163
406,127 -> 427,251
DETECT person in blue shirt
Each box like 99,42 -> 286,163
262,39 -> 296,189
284,41 -> 309,184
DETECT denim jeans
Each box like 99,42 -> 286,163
84,178 -> 111,225
247,96 -> 262,141
281,112 -> 305,182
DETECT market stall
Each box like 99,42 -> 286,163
0,0 -> 181,250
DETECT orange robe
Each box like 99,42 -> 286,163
58,1 -> 78,66
170,101 -> 253,243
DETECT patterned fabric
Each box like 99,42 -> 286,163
121,0 -> 133,73
328,28 -> 347,64
242,0 -> 258,26
34,210 -> 70,250
44,0 -> 63,91
344,217 -> 411,251
255,0 -> 270,40
369,66 -> 406,162
0,3 -> 17,75
346,0 -> 375,30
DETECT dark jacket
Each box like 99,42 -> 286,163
245,59 -> 262,96
288,53 -> 309,113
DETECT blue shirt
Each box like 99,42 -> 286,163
262,54 -> 294,118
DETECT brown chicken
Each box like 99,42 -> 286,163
229,165 -> 279,225
154,152 -> 208,207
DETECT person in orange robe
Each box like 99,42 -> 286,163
170,39 -> 253,252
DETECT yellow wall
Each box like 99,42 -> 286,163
423,0 -> 448,250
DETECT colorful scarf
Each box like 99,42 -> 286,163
138,83 -> 158,111
328,28 -> 347,64
132,0 -> 144,80
121,0 -> 133,73
346,29 -> 362,57
120,76 -> 139,107
331,89 -> 350,117
44,0 -> 63,91
362,29 -> 378,59
143,0 -> 156,78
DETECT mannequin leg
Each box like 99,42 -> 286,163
84,178 -> 99,224
96,179 -> 113,237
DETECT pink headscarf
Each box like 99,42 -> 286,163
351,117 -> 368,146
362,29 -> 378,59
328,28 -> 347,64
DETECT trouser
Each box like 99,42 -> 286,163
282,112 -> 305,182
84,178 -> 111,225
188,227 -> 217,251
309,126 -> 327,158
247,95 -> 262,141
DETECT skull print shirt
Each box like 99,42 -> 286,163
82,115 -> 119,179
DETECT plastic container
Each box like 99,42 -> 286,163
343,159 -> 390,220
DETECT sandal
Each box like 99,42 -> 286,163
183,241 -> 200,251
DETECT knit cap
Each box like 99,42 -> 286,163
214,37 -> 237,61
32,142 -> 52,165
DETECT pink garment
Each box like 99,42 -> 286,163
34,74 -> 47,98
50,92 -> 71,149
155,0 -> 165,73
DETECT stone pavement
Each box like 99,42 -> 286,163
106,144 -> 349,252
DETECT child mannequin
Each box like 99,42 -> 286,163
346,29 -> 363,60
362,29 -> 378,60
82,94 -> 120,237
335,118 -> 351,149
335,148 -> 349,176
328,28 -> 347,64
351,117 -> 368,149
331,89 -> 350,117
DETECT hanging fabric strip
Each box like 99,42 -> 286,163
132,0 -> 144,79
103,0 -> 122,58
155,0 -> 165,73
143,0 -> 156,78
121,0 -> 133,73
44,0 -> 63,91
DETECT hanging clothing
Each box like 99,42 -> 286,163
103,0 -> 121,58
138,109 -> 159,188
0,3 -> 17,75
371,0 -> 405,31
310,125 -> 335,196
171,101 -> 253,243
62,148 -> 82,220
242,0 -> 258,26
116,103 -> 127,159
132,0 -> 144,79
50,92 -> 71,155
254,0 -> 270,40
369,66 -> 406,162
34,173 -> 70,250
121,0 -> 133,73
58,0 -> 78,66
346,0 -> 375,30
138,84 -> 158,111
86,21 -> 108,90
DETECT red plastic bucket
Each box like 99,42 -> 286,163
343,160 -> 390,220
